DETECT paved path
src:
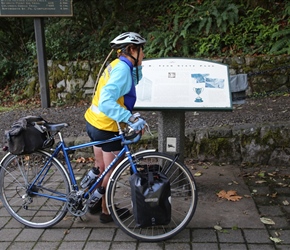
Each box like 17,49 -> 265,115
0,164 -> 290,250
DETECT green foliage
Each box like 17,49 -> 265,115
0,0 -> 289,99
228,7 -> 280,54
196,1 -> 239,35
269,1 -> 290,54
145,1 -> 281,57
0,58 -> 14,87
270,28 -> 290,54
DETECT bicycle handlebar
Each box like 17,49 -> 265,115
122,132 -> 141,145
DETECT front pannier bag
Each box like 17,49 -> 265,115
4,116 -> 53,155
130,170 -> 171,228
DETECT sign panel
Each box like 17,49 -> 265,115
135,58 -> 232,110
0,0 -> 72,16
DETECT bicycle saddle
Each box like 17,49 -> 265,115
43,123 -> 69,132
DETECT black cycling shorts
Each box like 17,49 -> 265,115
86,122 -> 122,152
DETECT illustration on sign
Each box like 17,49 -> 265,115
191,73 -> 225,103
135,58 -> 232,110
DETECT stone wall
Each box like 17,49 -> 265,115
131,120 -> 290,166
184,121 -> 290,166
34,55 -> 290,102
221,55 -> 290,95
1,122 -> 290,166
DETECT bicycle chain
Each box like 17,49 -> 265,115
66,190 -> 88,216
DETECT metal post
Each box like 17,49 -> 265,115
158,110 -> 185,162
34,18 -> 50,108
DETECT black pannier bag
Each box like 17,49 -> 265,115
130,170 -> 171,228
4,116 -> 54,155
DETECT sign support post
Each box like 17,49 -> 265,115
0,0 -> 73,108
158,110 -> 185,161
34,18 -> 50,108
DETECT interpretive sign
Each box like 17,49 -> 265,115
135,58 -> 232,110
0,0 -> 72,16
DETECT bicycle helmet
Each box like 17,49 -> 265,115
110,32 -> 146,49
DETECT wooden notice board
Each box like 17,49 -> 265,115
0,0 -> 72,17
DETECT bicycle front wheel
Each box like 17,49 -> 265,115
0,150 -> 71,228
107,151 -> 198,242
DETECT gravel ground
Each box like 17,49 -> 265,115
1,95 -> 290,141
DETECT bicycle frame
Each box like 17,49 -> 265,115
27,130 -> 140,202
0,119 -> 197,241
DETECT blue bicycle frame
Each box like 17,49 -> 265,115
27,130 -> 141,202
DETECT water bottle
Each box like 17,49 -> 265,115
89,186 -> 105,207
80,167 -> 100,189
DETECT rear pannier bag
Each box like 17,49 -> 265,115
4,116 -> 53,155
130,170 -> 171,228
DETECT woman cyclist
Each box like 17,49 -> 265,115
84,32 -> 147,223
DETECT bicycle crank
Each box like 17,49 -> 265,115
66,191 -> 88,216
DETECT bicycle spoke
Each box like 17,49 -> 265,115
107,152 -> 197,242
0,151 -> 70,228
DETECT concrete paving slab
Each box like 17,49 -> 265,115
189,164 -> 263,229
0,162 -> 289,249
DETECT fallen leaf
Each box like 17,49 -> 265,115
282,200 -> 289,206
277,182 -> 288,187
76,157 -> 86,163
217,190 -> 227,198
217,190 -> 242,201
227,190 -> 238,196
75,157 -> 94,163
270,237 -> 282,243
214,225 -> 223,231
260,217 -> 275,225
228,195 -> 243,201
255,180 -> 267,184
194,171 -> 202,177
87,157 -> 95,162
258,172 -> 265,177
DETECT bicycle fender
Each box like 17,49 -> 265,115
114,149 -> 157,174
0,152 -> 13,168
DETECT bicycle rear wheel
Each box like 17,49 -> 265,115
0,150 -> 70,228
107,151 -> 198,242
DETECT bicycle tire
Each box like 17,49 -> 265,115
106,151 -> 198,242
0,150 -> 71,228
